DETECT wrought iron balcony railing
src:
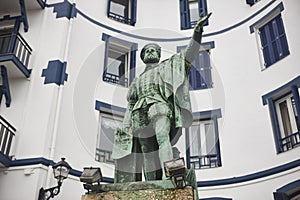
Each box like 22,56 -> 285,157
0,32 -> 32,77
281,131 -> 300,152
0,115 -> 16,158
190,154 -> 219,169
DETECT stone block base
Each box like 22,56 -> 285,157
81,180 -> 196,200
81,186 -> 195,200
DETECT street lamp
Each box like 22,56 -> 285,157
38,158 -> 72,200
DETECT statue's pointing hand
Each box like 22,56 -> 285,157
194,12 -> 212,32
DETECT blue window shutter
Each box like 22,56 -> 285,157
107,0 -> 111,17
130,0 -> 137,25
129,46 -> 137,85
185,128 -> 191,169
189,65 -> 197,90
259,23 -> 274,67
102,40 -> 109,81
274,15 -> 289,58
259,14 -> 289,68
180,0 -> 190,29
198,0 -> 207,17
201,50 -> 212,88
273,192 -> 289,200
198,0 -> 208,26
190,50 -> 212,90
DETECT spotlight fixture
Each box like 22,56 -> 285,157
164,157 -> 186,188
80,167 -> 103,193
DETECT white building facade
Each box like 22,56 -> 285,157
0,0 -> 299,199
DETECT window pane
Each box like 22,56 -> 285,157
291,97 -> 300,131
189,124 -> 201,156
107,48 -> 126,76
110,0 -> 129,18
205,122 -> 216,154
99,116 -> 122,151
96,116 -> 122,163
104,43 -> 129,87
279,100 -> 292,137
189,0 -> 199,22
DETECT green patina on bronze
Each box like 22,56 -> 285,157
110,13 -> 212,199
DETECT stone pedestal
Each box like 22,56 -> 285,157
81,180 -> 196,200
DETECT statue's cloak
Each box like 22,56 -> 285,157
159,53 -> 193,128
112,53 -> 193,160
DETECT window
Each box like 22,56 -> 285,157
102,33 -> 137,87
250,3 -> 289,69
186,109 -> 222,169
107,0 -> 137,25
95,101 -> 126,164
177,42 -> 214,90
273,179 -> 300,200
262,76 -> 300,153
180,0 -> 208,30
275,94 -> 300,152
96,114 -> 122,164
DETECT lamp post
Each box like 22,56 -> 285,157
38,158 -> 72,200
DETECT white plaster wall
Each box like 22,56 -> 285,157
1,0 -> 300,199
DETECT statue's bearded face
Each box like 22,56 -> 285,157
142,46 -> 161,64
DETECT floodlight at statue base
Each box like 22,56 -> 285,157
164,157 -> 187,188
80,167 -> 103,194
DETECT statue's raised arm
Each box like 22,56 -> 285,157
185,12 -> 212,64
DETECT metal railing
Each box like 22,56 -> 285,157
108,12 -> 132,25
95,148 -> 114,164
281,131 -> 300,152
190,154 -> 219,169
0,115 -> 16,157
0,32 -> 32,69
103,72 -> 128,87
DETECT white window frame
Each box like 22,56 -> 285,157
275,94 -> 298,139
102,33 -> 137,88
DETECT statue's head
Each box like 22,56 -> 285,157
140,43 -> 161,64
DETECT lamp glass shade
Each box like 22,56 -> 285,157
53,166 -> 70,181
52,158 -> 72,182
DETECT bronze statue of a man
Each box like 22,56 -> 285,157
112,13 -> 212,183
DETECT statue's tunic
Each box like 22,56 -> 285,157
129,65 -> 173,131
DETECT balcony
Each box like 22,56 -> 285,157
0,30 -> 32,78
0,115 -> 16,167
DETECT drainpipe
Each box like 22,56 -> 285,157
45,1 -> 76,188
